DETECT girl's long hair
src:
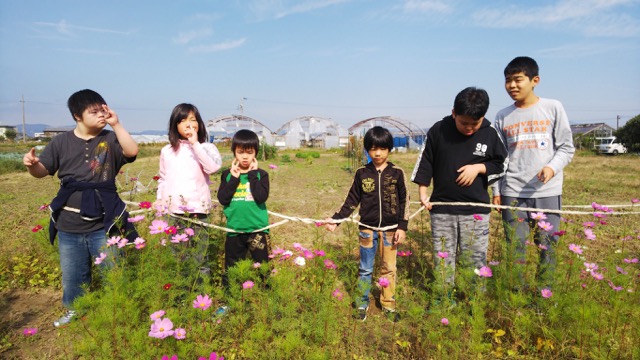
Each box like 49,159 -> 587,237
168,103 -> 208,151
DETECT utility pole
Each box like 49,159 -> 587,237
616,115 -> 620,130
21,94 -> 26,143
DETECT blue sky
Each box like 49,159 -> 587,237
1,0 -> 639,133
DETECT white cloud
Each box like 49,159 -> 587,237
34,20 -> 130,37
400,0 -> 453,14
172,27 -> 213,45
188,38 -> 247,53
471,0 -> 640,37
247,0 -> 353,20
535,41 -> 630,58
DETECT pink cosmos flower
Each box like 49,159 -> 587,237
324,259 -> 337,269
531,212 -> 547,220
281,250 -> 294,259
293,256 -> 306,266
590,271 -> 604,280
584,228 -> 596,241
139,201 -> 152,209
117,238 -> 128,248
568,244 -> 583,255
134,237 -> 146,249
437,251 -> 449,259
473,214 -> 483,221
23,328 -> 38,336
107,236 -> 122,247
164,226 -> 178,235
332,288 -> 343,301
149,318 -> 175,339
161,356 -> 178,360
199,352 -> 224,360
154,203 -> 169,217
293,243 -> 305,251
623,258 -> 639,264
150,310 -> 166,321
127,215 -> 145,223
537,221 -> 553,232
269,164 -> 278,169
616,266 -> 628,275
242,280 -> 255,290
302,250 -> 315,259
174,328 -> 186,340
441,318 -> 449,326
541,288 -> 553,298
38,204 -> 49,211
538,244 -> 548,250
583,221 -> 595,228
94,252 -> 107,265
314,221 -> 323,227
553,230 -> 566,237
150,219 -> 169,235
631,198 -> 639,204
607,280 -> 623,291
477,266 -> 493,278
171,234 -> 189,243
184,228 -> 195,237
593,212 -> 606,219
253,262 -> 261,268
583,262 -> 598,272
377,277 -> 390,288
314,249 -> 326,257
193,294 -> 212,311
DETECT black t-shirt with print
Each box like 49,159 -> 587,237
39,130 -> 135,233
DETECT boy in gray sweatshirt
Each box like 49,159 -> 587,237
491,56 -> 575,288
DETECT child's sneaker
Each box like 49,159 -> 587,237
383,308 -> 400,323
53,310 -> 77,327
355,305 -> 369,322
214,305 -> 229,317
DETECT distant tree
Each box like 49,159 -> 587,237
615,114 -> 640,153
4,129 -> 17,142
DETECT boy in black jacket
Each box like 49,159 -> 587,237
411,87 -> 508,289
325,126 -> 409,322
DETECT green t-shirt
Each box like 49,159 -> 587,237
222,172 -> 269,235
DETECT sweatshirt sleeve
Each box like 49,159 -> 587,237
193,142 -> 222,175
490,117 -> 507,196
546,102 -> 575,175
156,148 -> 167,202
397,168 -> 410,231
332,170 -> 362,220
248,169 -> 269,204
485,127 -> 509,185
411,129 -> 435,186
217,170 -> 239,206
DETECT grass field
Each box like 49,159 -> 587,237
1,144 -> 639,359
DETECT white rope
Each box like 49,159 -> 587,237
123,199 -> 640,235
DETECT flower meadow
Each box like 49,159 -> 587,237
5,151 -> 640,359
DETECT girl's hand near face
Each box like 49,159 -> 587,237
186,129 -> 198,145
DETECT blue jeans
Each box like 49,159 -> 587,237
58,229 -> 111,309
358,229 -> 397,310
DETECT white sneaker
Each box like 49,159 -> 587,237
53,310 -> 77,327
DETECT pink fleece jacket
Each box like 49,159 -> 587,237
157,140 -> 222,214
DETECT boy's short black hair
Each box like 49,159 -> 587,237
363,126 -> 393,151
67,89 -> 106,122
504,56 -> 539,79
231,129 -> 260,153
453,87 -> 490,120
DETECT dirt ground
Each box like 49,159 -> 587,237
0,287 -> 66,359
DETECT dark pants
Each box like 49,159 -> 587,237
222,232 -> 271,287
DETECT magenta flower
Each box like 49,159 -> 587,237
568,243 -> 583,255
174,328 -> 186,340
164,226 -> 178,235
94,252 -> 108,265
149,219 -> 169,234
178,205 -> 195,213
38,204 -> 49,211
473,214 -> 483,221
437,251 -> 449,259
139,201 -> 152,209
377,277 -> 390,288
541,288 -> 553,298
150,310 -> 166,321
149,318 -> 175,339
537,221 -> 553,232
324,259 -> 337,269
616,266 -> 628,275
583,221 -> 595,228
269,164 -> 278,169
538,244 -> 548,250
23,328 -> 38,336
193,294 -> 212,310
332,288 -> 343,301
631,198 -> 639,204
441,318 -> 449,326
293,243 -> 304,251
531,212 -> 547,220
314,249 -> 326,257
302,250 -> 315,259
623,258 -> 639,264
161,356 -> 178,360
242,280 -> 255,290
134,237 -> 146,249
127,215 -> 145,223
607,280 -> 623,291
584,228 -> 596,240
184,228 -> 195,237
117,238 -> 128,248
477,266 -> 493,278
198,352 -> 224,360
553,230 -> 566,237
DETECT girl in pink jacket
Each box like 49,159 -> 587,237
157,103 -> 222,279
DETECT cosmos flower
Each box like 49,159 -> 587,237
473,214 -> 483,221
476,266 -> 493,278
377,277 -> 390,288
193,294 -> 212,311
537,221 -> 554,232
94,252 -> 107,265
541,288 -> 553,298
531,212 -> 547,220
437,251 -> 449,259
149,318 -> 175,339
332,288 -> 343,301
139,201 -> 152,209
150,310 -> 166,321
127,215 -> 145,223
149,220 -> 169,235
569,244 -> 583,255
242,280 -> 254,290
293,256 -> 306,266
23,328 -> 38,336
441,318 -> 449,326
174,328 -> 186,340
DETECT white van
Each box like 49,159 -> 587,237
595,136 -> 627,155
